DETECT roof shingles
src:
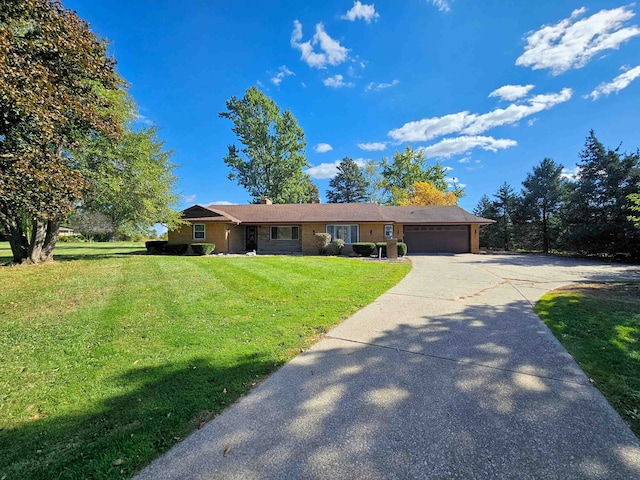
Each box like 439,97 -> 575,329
181,203 -> 494,225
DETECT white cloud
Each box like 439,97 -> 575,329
323,74 -> 354,88
182,194 -> 197,203
291,20 -> 349,69
314,143 -> 334,153
561,166 -> 580,180
516,6 -> 640,75
428,0 -> 451,12
420,136 -> 517,159
365,79 -> 399,91
527,118 -> 538,126
208,201 -> 237,206
388,111 -> 472,142
270,65 -> 295,86
488,84 -> 535,101
342,1 -> 380,23
388,88 -> 572,142
458,157 -> 470,164
136,114 -> 154,126
587,65 -> 640,100
306,158 -> 368,179
443,166 -> 454,172
462,88 -> 573,135
358,142 -> 387,151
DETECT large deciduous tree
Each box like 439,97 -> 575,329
399,182 -> 458,206
219,86 -> 317,204
380,146 -> 463,204
326,157 -> 369,203
521,158 -> 567,253
0,0 -> 121,264
74,119 -> 181,238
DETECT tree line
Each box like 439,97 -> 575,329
474,131 -> 640,259
220,87 -> 463,206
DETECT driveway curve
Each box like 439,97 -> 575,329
136,254 -> 640,480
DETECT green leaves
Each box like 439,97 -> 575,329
378,146 -> 463,205
0,0 -> 123,262
219,86 -> 316,204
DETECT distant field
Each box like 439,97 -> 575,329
0,241 -> 145,264
0,244 -> 411,479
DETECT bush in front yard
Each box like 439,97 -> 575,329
331,239 -> 345,255
315,233 -> 331,254
145,240 -> 168,254
163,243 -> 188,255
352,242 -> 376,257
192,243 -> 215,255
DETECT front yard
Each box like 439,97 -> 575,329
0,243 -> 410,479
536,283 -> 640,438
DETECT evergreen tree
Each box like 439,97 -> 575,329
565,131 -> 640,256
326,157 -> 369,203
521,158 -> 567,253
494,183 -> 518,250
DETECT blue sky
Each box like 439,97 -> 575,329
65,0 -> 640,213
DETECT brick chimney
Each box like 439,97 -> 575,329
260,197 -> 272,205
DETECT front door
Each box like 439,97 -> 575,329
246,226 -> 257,251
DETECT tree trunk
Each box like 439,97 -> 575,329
40,219 -> 60,263
27,219 -> 48,264
8,221 -> 29,264
542,209 -> 549,254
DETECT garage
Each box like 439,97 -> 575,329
403,225 -> 470,253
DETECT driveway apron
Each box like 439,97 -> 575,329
136,254 -> 640,480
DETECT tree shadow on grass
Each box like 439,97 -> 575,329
0,355 -> 281,480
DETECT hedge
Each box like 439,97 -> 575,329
192,243 -> 215,255
145,240 -> 168,254
351,242 -> 377,256
163,243 -> 189,255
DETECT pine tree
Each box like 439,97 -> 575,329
521,158 -> 567,253
565,131 -> 640,255
326,157 -> 369,203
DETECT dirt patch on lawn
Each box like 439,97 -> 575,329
556,282 -> 640,303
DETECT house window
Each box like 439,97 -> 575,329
270,226 -> 299,240
326,225 -> 359,244
193,224 -> 205,240
384,224 -> 394,238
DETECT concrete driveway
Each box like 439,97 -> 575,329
136,254 -> 640,480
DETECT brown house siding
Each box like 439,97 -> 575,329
301,223 -> 326,254
168,222 -> 228,253
256,225 -> 302,254
168,218 -> 484,255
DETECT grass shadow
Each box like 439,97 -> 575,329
0,355 -> 280,479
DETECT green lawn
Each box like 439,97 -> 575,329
536,283 -> 640,438
0,243 -> 411,479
